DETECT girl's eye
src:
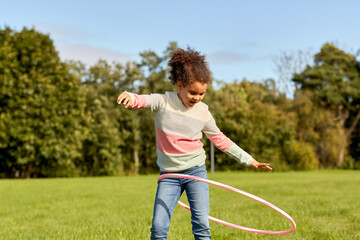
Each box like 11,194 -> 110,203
189,92 -> 205,96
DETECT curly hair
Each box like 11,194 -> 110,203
168,47 -> 211,86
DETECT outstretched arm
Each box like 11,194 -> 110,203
203,112 -> 273,171
117,91 -> 165,111
251,160 -> 272,170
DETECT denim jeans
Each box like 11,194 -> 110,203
150,164 -> 211,240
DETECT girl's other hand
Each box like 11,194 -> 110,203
117,93 -> 132,108
251,160 -> 272,170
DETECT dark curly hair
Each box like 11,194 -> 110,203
168,47 -> 211,86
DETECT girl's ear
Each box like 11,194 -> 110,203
177,81 -> 183,91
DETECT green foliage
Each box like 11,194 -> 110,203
1,26 -> 360,177
204,80 -> 296,171
292,43 -> 360,168
67,60 -> 129,176
80,84 -> 124,176
291,90 -> 345,168
293,43 -> 360,110
348,101 -> 360,169
284,139 -> 319,170
0,27 -> 86,177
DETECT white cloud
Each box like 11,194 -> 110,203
36,22 -> 100,43
57,44 -> 136,65
34,22 -> 137,65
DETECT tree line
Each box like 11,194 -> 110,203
0,27 -> 359,178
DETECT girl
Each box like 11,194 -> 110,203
117,48 -> 272,240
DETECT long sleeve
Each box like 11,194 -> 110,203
203,114 -> 254,167
124,91 -> 166,111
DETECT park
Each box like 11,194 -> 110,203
1,1 -> 360,239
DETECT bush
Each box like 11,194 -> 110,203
284,140 -> 319,170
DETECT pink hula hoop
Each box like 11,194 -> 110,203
158,173 -> 296,235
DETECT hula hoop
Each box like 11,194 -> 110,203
158,173 -> 296,235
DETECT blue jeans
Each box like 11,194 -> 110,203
150,164 -> 211,240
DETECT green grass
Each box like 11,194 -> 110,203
0,170 -> 359,240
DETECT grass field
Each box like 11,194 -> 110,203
0,170 -> 359,240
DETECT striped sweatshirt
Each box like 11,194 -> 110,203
125,91 -> 254,172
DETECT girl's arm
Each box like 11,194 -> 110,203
117,91 -> 166,111
203,114 -> 272,170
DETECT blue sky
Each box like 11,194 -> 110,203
1,0 -> 360,87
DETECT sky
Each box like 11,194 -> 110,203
1,0 -> 360,88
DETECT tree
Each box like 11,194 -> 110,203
292,43 -> 360,167
0,27 -> 87,177
291,90 -> 342,168
67,59 -> 131,175
205,80 -> 297,171
273,49 -> 314,96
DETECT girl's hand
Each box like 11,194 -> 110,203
117,92 -> 132,108
251,160 -> 272,170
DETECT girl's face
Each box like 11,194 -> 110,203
177,81 -> 208,108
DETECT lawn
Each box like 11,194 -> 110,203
0,170 -> 359,240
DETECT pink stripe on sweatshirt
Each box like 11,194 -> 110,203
132,94 -> 146,109
209,132 -> 233,152
156,127 -> 203,154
